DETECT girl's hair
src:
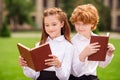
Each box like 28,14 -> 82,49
70,4 -> 99,30
40,7 -> 71,45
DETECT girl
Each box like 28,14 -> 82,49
69,4 -> 115,80
18,7 -> 74,80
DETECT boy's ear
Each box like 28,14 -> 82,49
91,24 -> 94,30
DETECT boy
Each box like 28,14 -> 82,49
69,4 -> 115,80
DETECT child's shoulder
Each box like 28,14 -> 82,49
65,40 -> 72,46
71,33 -> 80,41
64,40 -> 74,51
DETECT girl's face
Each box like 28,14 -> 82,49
44,15 -> 64,39
74,21 -> 93,38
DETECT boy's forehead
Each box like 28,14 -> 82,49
75,20 -> 92,25
75,21 -> 83,23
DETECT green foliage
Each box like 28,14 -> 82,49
60,0 -> 76,32
93,27 -> 99,34
97,5 -> 111,31
4,0 -> 35,27
0,21 -> 11,37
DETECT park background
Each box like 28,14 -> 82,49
0,0 -> 120,80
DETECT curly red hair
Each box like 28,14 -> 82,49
70,4 -> 99,30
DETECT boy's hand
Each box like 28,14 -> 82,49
18,56 -> 27,67
45,54 -> 61,68
79,42 -> 100,62
107,43 -> 115,56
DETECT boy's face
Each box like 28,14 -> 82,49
74,21 -> 93,37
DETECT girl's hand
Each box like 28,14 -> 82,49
107,43 -> 115,56
45,54 -> 61,68
80,42 -> 100,62
18,56 -> 27,67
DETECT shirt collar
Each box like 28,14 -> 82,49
76,31 -> 95,41
46,35 -> 65,42
77,33 -> 88,41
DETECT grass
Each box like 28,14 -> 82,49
0,37 -> 40,80
0,36 -> 120,80
97,39 -> 120,80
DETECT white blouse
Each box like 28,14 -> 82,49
71,33 -> 114,77
22,35 -> 74,80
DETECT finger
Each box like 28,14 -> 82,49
48,54 -> 57,59
22,60 -> 27,64
19,61 -> 27,66
53,55 -> 57,59
45,59 -> 58,65
108,48 -> 115,53
91,42 -> 99,46
45,61 -> 52,65
45,61 -> 55,66
90,43 -> 100,48
93,45 -> 101,49
107,44 -> 115,51
91,49 -> 99,53
45,58 -> 54,62
91,48 -> 99,53
19,56 -> 24,59
19,58 -> 27,63
19,58 -> 27,65
48,54 -> 53,57
91,45 -> 100,51
21,63 -> 28,66
19,56 -> 27,63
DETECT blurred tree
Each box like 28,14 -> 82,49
0,0 -> 3,30
60,0 -> 76,32
0,19 -> 11,37
0,0 -> 3,36
4,0 -> 35,31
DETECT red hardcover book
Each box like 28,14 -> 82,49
17,43 -> 52,71
88,33 -> 110,61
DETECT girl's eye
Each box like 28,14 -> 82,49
53,23 -> 57,26
45,24 -> 49,27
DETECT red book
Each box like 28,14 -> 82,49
88,33 -> 110,61
17,43 -> 52,71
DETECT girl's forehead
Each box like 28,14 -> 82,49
44,15 -> 60,23
44,15 -> 59,20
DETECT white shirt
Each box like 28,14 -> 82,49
22,35 -> 74,80
71,33 -> 114,77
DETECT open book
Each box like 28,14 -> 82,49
88,33 -> 110,61
17,43 -> 52,71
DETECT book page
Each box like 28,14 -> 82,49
17,43 -> 30,50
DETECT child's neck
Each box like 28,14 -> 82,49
82,33 -> 91,39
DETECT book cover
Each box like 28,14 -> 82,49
17,43 -> 52,71
88,33 -> 110,61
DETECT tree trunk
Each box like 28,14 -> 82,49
0,0 -> 3,28
10,18 -> 19,31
